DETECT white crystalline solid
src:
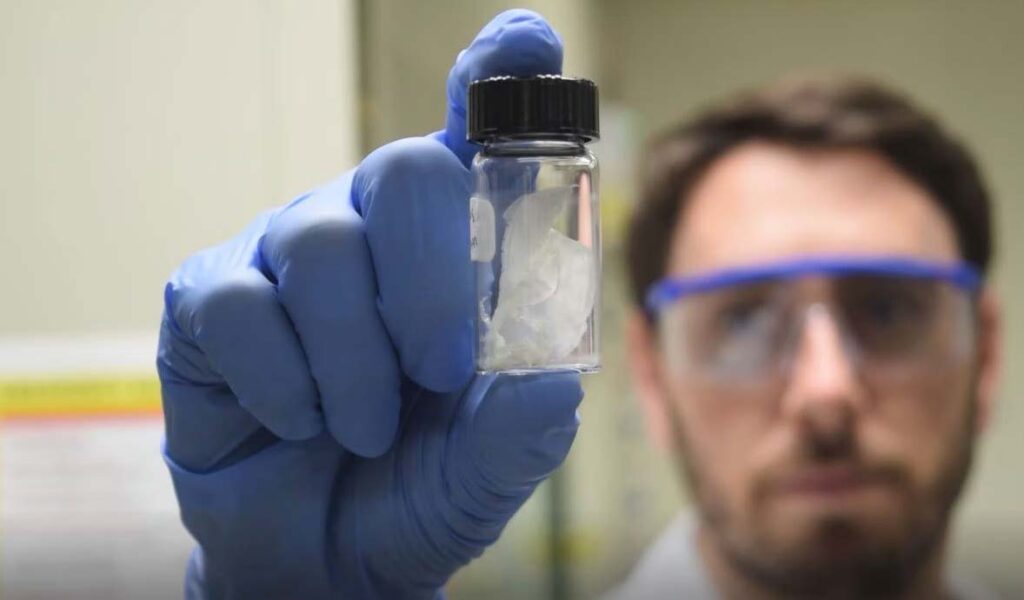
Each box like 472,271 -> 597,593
482,187 -> 595,370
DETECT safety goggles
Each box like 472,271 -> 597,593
646,256 -> 982,389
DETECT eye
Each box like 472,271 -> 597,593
845,280 -> 934,328
839,277 -> 939,354
720,299 -> 772,334
855,293 -> 921,326
677,282 -> 788,376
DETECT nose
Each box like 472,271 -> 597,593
780,304 -> 865,448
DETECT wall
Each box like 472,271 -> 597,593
0,2 -> 360,598
0,0 -> 360,335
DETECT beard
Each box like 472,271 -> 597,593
667,396 -> 978,599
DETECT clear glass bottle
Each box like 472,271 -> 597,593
467,76 -> 600,374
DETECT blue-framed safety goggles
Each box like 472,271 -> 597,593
646,255 -> 981,314
646,255 -> 982,386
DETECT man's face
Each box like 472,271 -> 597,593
634,142 -> 996,595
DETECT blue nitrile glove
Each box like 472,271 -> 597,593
156,10 -> 583,600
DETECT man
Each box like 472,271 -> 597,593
157,10 -> 1001,600
615,75 -> 1000,600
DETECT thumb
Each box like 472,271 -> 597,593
462,372 -> 582,493
439,9 -> 564,167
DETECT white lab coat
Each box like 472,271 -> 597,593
605,512 -> 1002,600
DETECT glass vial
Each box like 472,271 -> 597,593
467,75 -> 600,374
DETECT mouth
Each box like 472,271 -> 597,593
774,466 -> 881,498
759,465 -> 907,546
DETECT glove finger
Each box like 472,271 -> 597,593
463,371 -> 582,490
260,174 -> 402,458
160,372 -> 277,473
164,246 -> 324,447
439,9 -> 563,167
353,137 -> 474,392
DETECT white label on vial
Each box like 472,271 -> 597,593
470,196 -> 495,262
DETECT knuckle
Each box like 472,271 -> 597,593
370,137 -> 456,178
358,139 -> 464,215
271,207 -> 365,265
191,271 -> 272,335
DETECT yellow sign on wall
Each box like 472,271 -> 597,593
0,375 -> 161,420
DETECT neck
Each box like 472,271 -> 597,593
695,523 -> 952,600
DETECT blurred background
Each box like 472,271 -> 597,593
1,1 -> 1021,598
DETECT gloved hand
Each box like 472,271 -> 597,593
156,10 -> 583,600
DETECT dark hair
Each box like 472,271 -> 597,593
625,73 -> 993,312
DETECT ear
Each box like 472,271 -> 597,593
973,288 -> 1002,434
626,309 -> 675,453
